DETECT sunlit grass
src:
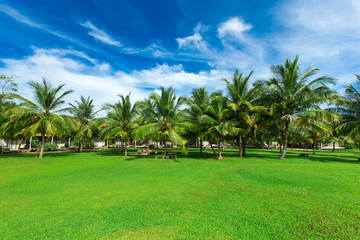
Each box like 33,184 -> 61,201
0,148 -> 359,239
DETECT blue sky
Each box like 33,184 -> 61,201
0,0 -> 359,110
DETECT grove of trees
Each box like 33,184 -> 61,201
1,57 -> 359,159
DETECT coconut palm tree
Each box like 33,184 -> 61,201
1,78 -> 73,158
295,111 -> 340,155
201,94 -> 232,159
135,87 -> 189,159
69,96 -> 99,152
99,93 -> 139,156
337,74 -> 360,146
255,56 -> 338,159
186,87 -> 211,157
223,70 -> 265,157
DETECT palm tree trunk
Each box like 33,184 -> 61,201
162,135 -> 167,159
79,141 -> 83,153
332,142 -> 335,152
209,139 -> 216,156
279,123 -> 288,159
200,139 -> 203,157
238,134 -> 243,157
313,138 -> 316,155
242,140 -> 246,157
29,136 -> 32,151
218,135 -> 222,159
147,139 -> 150,151
124,141 -> 127,156
39,134 -> 45,158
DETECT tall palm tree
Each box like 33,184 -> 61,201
1,79 -> 73,158
69,96 -> 99,152
201,94 -> 232,159
256,56 -> 338,159
100,94 -> 139,156
223,70 -> 264,157
337,75 -> 360,146
135,87 -> 189,159
186,87 -> 211,157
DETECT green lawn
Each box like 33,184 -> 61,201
0,148 -> 359,239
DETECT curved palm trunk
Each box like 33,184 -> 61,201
279,123 -> 288,160
313,138 -> 316,155
238,135 -> 243,158
209,139 -> 217,156
147,139 -> 150,152
200,139 -> 203,157
218,135 -> 222,159
39,134 -> 45,158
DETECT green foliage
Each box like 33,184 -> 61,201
1,78 -> 73,158
31,138 -> 41,148
69,96 -> 99,152
44,142 -> 57,151
135,87 -> 189,156
337,75 -> 360,143
255,56 -> 339,159
0,74 -> 18,137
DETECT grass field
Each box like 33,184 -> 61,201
0,148 -> 359,239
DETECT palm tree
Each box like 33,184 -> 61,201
69,96 -> 99,152
223,70 -> 264,157
256,56 -> 338,159
1,79 -> 73,158
295,111 -> 339,155
201,94 -> 232,159
100,94 -> 139,156
337,75 -> 360,147
135,87 -> 189,159
186,87 -> 211,157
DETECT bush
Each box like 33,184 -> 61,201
31,139 -> 41,148
45,143 -> 57,151
254,141 -> 265,149
83,141 -> 95,149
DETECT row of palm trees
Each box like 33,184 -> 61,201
1,57 -> 359,159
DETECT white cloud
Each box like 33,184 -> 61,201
80,21 -> 121,47
218,17 -> 252,40
272,0 -> 360,86
175,20 -> 267,79
176,23 -> 209,51
0,48 -> 231,115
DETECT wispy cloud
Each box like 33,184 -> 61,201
80,21 -> 121,47
0,4 -> 76,43
175,19 -> 268,80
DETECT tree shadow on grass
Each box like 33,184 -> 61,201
0,150 -> 80,159
277,150 -> 360,164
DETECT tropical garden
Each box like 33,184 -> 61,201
1,58 -> 360,239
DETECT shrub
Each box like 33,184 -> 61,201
45,143 -> 57,151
